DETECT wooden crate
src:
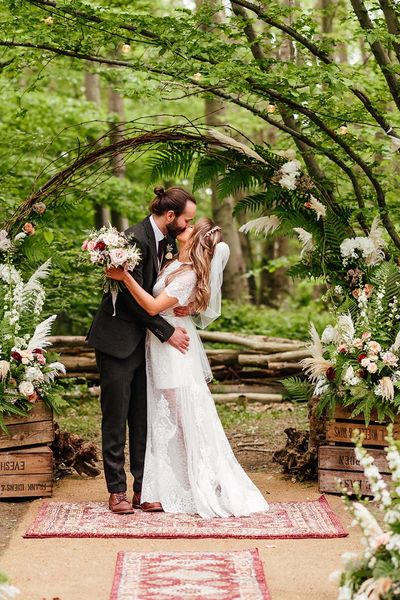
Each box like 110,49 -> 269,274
0,400 -> 54,450
319,468 -> 391,496
0,446 -> 53,498
318,405 -> 398,496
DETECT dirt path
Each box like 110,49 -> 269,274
0,471 -> 361,600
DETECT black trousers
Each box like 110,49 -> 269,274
95,343 -> 147,493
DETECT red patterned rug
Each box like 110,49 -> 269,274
110,549 -> 270,600
24,495 -> 347,539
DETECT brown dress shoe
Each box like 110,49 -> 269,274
109,492 -> 136,514
132,491 -> 163,512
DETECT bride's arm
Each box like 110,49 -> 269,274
107,267 -> 178,316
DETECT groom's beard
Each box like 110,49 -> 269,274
167,219 -> 186,238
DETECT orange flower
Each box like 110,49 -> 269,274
22,222 -> 35,236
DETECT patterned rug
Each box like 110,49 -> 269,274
110,549 -> 271,600
24,495 -> 347,539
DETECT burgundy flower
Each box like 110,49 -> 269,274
95,241 -> 106,251
358,369 -> 367,379
326,367 -> 336,381
358,353 -> 367,363
11,351 -> 22,361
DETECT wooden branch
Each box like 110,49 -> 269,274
212,392 -> 283,403
379,0 -> 400,64
198,330 -> 304,351
239,350 -> 311,366
350,0 -> 400,112
23,0 -> 400,145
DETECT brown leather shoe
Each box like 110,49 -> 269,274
109,492 -> 135,514
132,491 -> 163,512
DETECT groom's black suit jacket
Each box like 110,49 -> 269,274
87,215 -> 176,359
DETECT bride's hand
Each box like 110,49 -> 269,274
106,267 -> 126,281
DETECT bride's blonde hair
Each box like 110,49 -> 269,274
165,217 -> 223,312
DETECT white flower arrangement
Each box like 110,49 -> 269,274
82,224 -> 141,316
340,218 -> 386,267
333,427 -> 400,599
0,252 -> 67,430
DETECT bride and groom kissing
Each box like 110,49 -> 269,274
87,185 -> 269,518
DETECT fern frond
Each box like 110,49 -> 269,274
281,376 -> 314,403
147,143 -> 198,181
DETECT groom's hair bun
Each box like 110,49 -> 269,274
154,185 -> 165,197
150,186 -> 196,216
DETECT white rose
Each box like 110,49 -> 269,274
108,248 -> 128,267
361,358 -> 370,368
0,360 -> 10,380
18,381 -> 35,397
25,366 -> 44,382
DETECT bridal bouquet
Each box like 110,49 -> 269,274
331,427 -> 400,599
0,230 -> 67,430
81,225 -> 141,314
294,215 -> 400,422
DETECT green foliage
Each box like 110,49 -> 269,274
210,299 -> 330,340
281,377 -> 314,403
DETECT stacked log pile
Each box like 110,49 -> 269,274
49,332 -> 310,404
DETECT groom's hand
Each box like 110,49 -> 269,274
168,327 -> 190,354
173,303 -> 196,317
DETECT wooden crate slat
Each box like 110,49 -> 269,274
0,473 -> 52,498
0,420 -> 54,450
319,469 -> 391,496
318,445 -> 389,473
3,400 -> 52,426
0,446 -> 53,475
326,421 -> 400,447
334,405 -> 400,423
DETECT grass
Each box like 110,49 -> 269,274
57,390 -> 309,444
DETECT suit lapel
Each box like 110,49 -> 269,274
142,216 -> 159,273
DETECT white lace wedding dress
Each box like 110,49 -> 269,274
140,260 -> 269,518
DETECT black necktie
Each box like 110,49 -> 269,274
157,237 -> 167,263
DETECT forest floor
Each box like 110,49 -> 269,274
0,400 -> 361,599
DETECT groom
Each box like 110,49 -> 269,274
87,186 -> 197,514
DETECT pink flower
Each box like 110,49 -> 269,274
81,239 -> 89,251
337,344 -> 347,354
36,354 -> 46,365
361,357 -> 371,368
374,532 -> 391,548
87,240 -> 96,251
368,341 -> 382,354
381,352 -> 398,366
367,362 -> 378,373
362,332 -> 371,341
353,338 -> 363,349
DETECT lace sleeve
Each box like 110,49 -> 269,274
164,269 -> 197,306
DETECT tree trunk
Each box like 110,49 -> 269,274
108,86 -> 129,231
196,1 -> 250,302
84,70 -> 111,228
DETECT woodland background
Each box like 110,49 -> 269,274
2,0 -> 400,340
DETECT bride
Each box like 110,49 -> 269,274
107,217 -> 269,518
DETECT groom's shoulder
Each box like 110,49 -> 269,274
124,216 -> 150,245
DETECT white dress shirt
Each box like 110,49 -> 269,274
149,215 -> 167,267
